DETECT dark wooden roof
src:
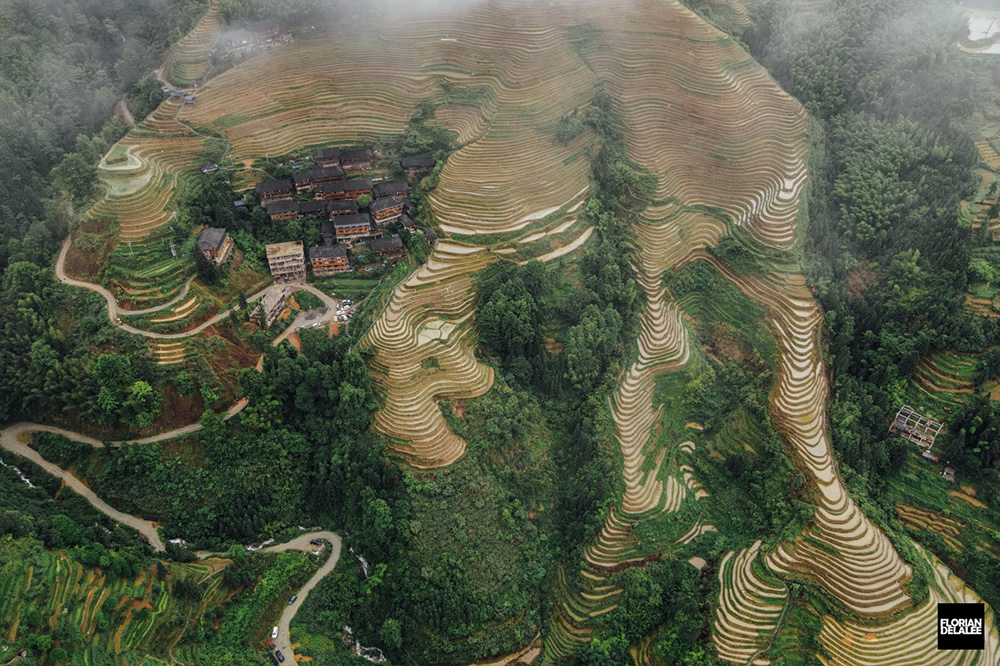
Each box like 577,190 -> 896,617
340,148 -> 373,162
333,213 -> 371,229
295,166 -> 343,183
373,181 -> 410,198
316,179 -> 373,195
266,201 -> 299,215
255,179 -> 293,194
197,227 -> 227,251
309,244 -> 347,260
313,147 -> 341,161
298,201 -> 329,217
371,196 -> 405,213
328,200 -> 359,213
373,235 -> 404,252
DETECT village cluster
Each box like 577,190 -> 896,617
195,147 -> 436,329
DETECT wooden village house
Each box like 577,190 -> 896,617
340,148 -> 374,171
373,234 -> 405,260
294,166 -> 344,193
373,181 -> 410,199
401,156 -> 435,177
332,213 -> 372,243
327,200 -> 359,217
371,196 -> 405,223
256,179 -> 294,206
267,201 -> 300,221
313,147 -> 341,169
309,243 -> 350,276
196,227 -> 234,265
315,179 -> 373,201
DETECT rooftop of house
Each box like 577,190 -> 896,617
265,240 -> 304,259
371,196 -> 405,213
400,213 -> 415,228
373,234 -> 404,252
373,181 -> 410,198
298,200 -> 329,216
200,162 -> 218,172
266,200 -> 299,215
316,179 -> 373,194
309,244 -> 348,260
401,156 -> 435,168
333,213 -> 372,229
197,227 -> 227,251
313,147 -> 341,160
328,200 -> 359,213
295,165 -> 344,183
340,148 -> 373,162
255,179 -> 293,194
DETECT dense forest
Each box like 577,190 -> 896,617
0,0 -> 207,269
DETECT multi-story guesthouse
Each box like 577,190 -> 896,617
309,243 -> 350,275
371,196 -> 405,223
255,179 -> 294,206
332,214 -> 372,243
196,227 -> 234,264
340,148 -> 373,171
265,241 -> 306,280
373,234 -> 405,260
315,179 -> 373,201
313,147 -> 341,169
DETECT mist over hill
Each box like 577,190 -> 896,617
0,0 -> 207,268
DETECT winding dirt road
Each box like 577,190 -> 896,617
56,237 -> 273,339
0,420 -> 343,664
262,532 -> 343,662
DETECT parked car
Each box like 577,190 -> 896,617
276,650 -> 285,663
288,595 -> 297,605
310,540 -> 322,546
272,626 -> 278,639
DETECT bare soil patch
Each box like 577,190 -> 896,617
846,263 -> 878,299
64,219 -> 114,281
951,490 -> 987,509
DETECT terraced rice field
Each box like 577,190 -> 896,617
360,243 -> 495,467
0,543 -> 231,664
138,0 -> 999,660
93,100 -> 208,245
896,503 -> 965,552
153,341 -> 189,366
818,546 -> 998,665
166,0 -> 220,86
